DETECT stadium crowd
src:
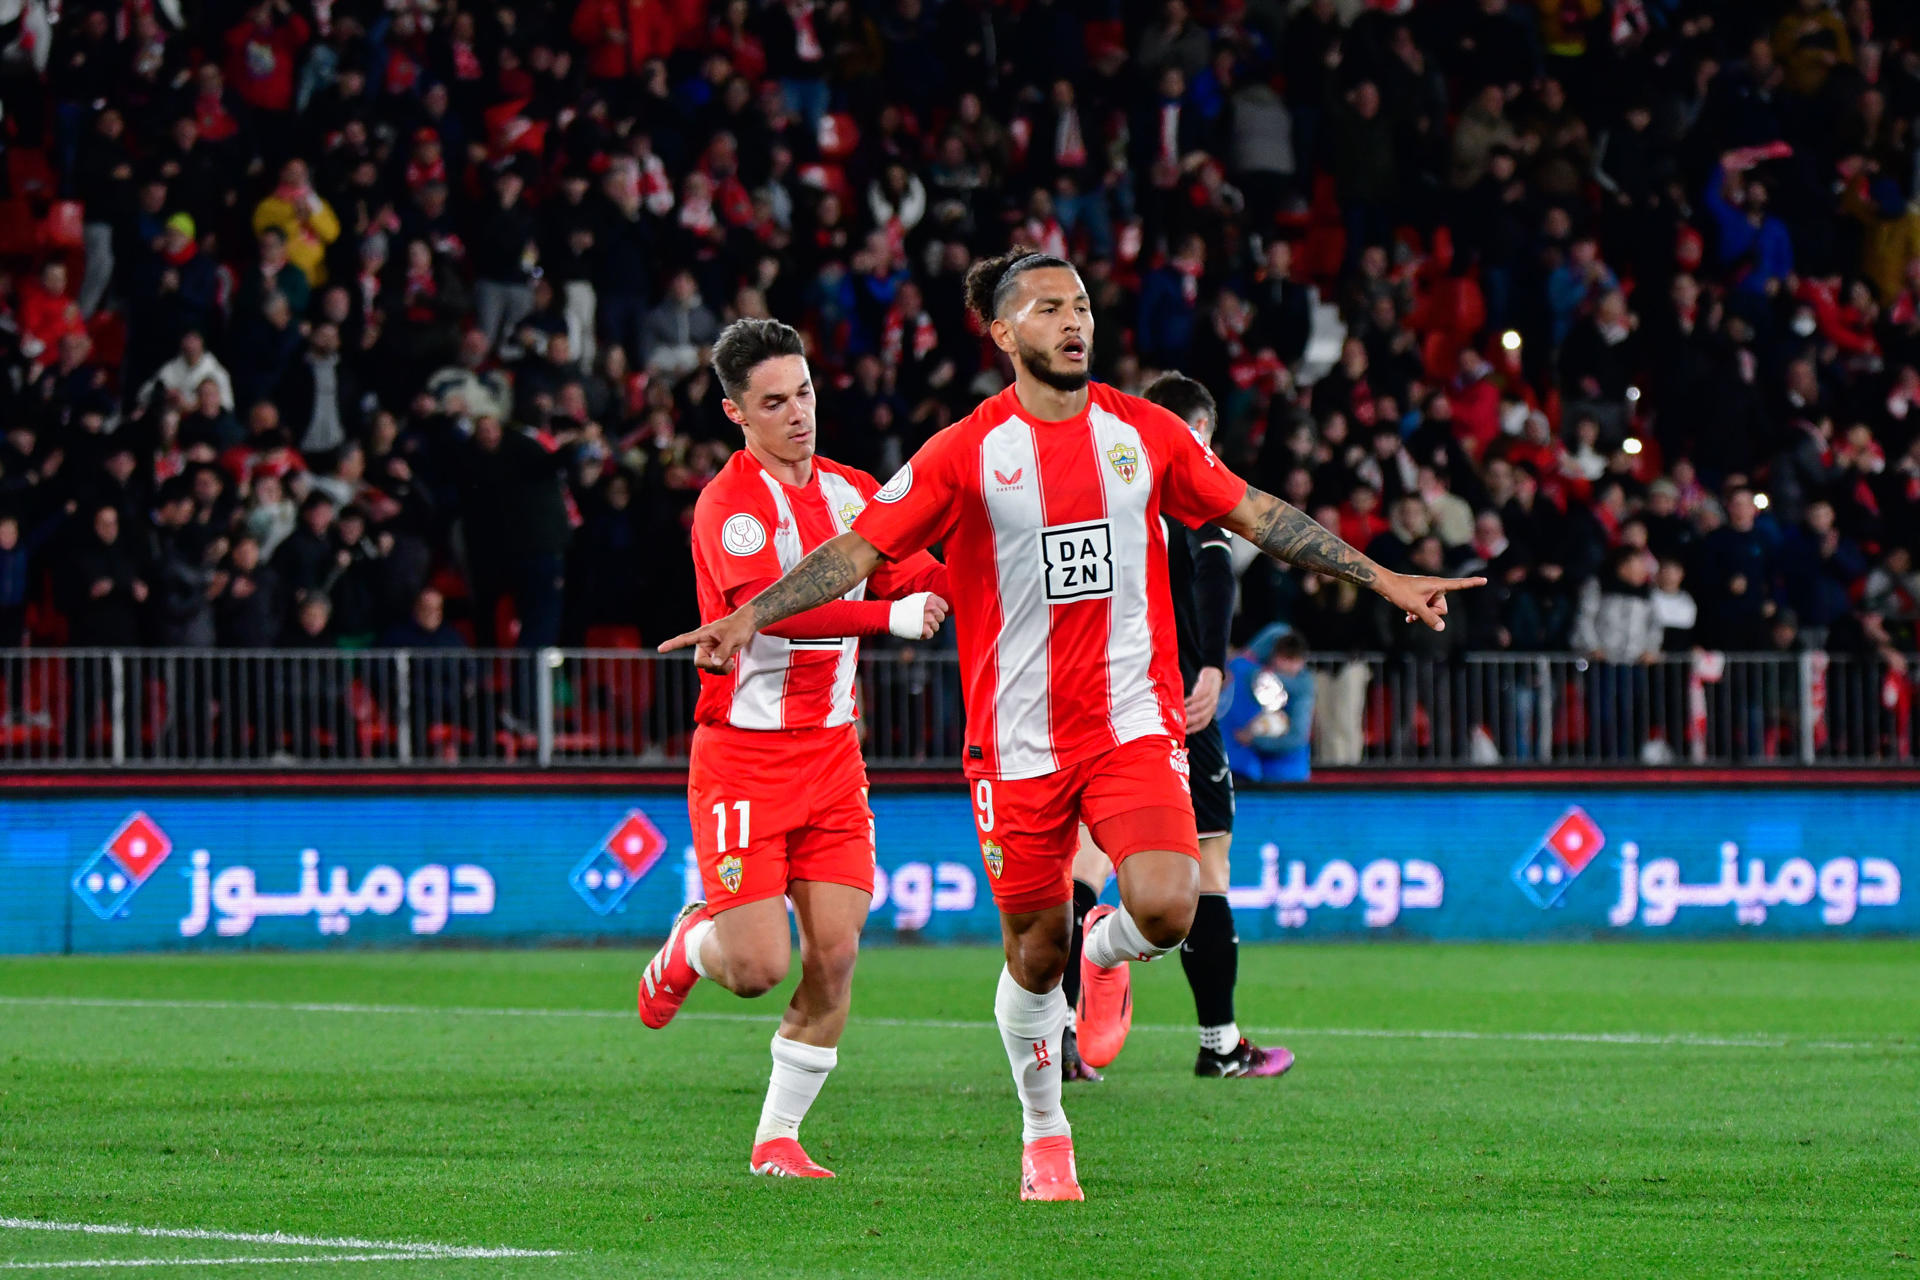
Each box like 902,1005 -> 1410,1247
1,0 -> 1919,759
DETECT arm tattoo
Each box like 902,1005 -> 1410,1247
1241,486 -> 1380,587
744,535 -> 870,629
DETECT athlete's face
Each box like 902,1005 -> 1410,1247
998,267 -> 1093,394
724,353 -> 816,465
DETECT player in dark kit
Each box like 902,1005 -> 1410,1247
1063,373 -> 1294,1081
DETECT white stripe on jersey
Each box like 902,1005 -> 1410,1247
726,476 -> 798,729
979,416 -> 1056,778
1089,404 -> 1168,745
818,470 -> 871,727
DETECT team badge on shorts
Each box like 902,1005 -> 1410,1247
1169,745 -> 1192,795
717,854 -> 744,894
1106,442 -> 1139,484
981,840 -> 1004,879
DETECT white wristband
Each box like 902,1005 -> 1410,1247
888,592 -> 931,640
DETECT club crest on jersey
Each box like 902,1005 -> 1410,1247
981,840 -> 1003,878
717,854 -> 744,894
840,501 -> 865,527
1106,442 -> 1139,484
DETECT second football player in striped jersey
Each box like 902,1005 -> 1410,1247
638,318 -> 949,1181
664,252 -> 1482,1200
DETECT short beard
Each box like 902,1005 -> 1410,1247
1014,337 -> 1091,393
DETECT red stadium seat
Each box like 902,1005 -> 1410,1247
429,565 -> 469,600
796,162 -> 850,202
493,596 -> 521,647
1422,330 -> 1460,384
584,624 -> 642,650
350,679 -> 395,754
0,199 -> 38,258
7,148 -> 54,202
1309,172 -> 1339,221
40,201 -> 84,250
1299,223 -> 1345,286
86,311 -> 125,371
1426,274 -> 1486,338
817,113 -> 860,161
1082,19 -> 1124,62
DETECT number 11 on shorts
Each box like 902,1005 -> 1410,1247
712,800 -> 751,852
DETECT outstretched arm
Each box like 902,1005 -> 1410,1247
1217,485 -> 1484,630
1225,485 -> 1382,587
660,531 -> 887,669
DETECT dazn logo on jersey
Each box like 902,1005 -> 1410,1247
1040,520 -> 1115,602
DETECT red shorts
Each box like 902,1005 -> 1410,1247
965,734 -> 1199,915
687,722 -> 876,912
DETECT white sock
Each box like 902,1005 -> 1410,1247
994,965 -> 1070,1143
1063,1006 -> 1076,1033
1083,906 -> 1178,969
754,1035 -> 837,1145
1199,1021 -> 1240,1054
682,918 -> 715,979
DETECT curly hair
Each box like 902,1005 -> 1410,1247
962,248 -> 1076,327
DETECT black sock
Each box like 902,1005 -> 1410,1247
1062,878 -> 1100,1012
1180,893 -> 1238,1030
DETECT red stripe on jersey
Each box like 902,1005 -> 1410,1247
962,436 -> 1007,775
777,481 -> 849,725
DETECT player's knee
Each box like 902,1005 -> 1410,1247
1132,895 -> 1196,950
1007,932 -> 1069,991
725,950 -> 792,998
806,936 -> 861,994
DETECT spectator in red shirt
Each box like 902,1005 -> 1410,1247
1337,484 -> 1391,551
571,0 -> 678,85
224,0 -> 311,115
1450,350 -> 1503,462
18,262 -> 87,371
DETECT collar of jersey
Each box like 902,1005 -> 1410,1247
998,382 -> 1100,430
740,448 -> 819,492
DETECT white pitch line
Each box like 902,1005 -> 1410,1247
0,994 -> 1910,1053
0,1220 -> 563,1260
0,1254 -> 434,1270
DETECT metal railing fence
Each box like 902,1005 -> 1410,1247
0,648 -> 1909,770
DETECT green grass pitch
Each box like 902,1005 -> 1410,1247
2,942 -> 1917,1278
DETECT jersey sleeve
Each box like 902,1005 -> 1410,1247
1146,404 -> 1248,528
851,428 -> 966,561
691,483 -> 786,610
868,551 -> 950,601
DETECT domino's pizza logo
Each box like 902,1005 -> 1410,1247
570,810 -> 669,915
72,812 -> 174,920
1512,807 -> 1605,909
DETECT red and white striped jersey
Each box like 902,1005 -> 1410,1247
853,383 -> 1248,779
692,450 -> 936,730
